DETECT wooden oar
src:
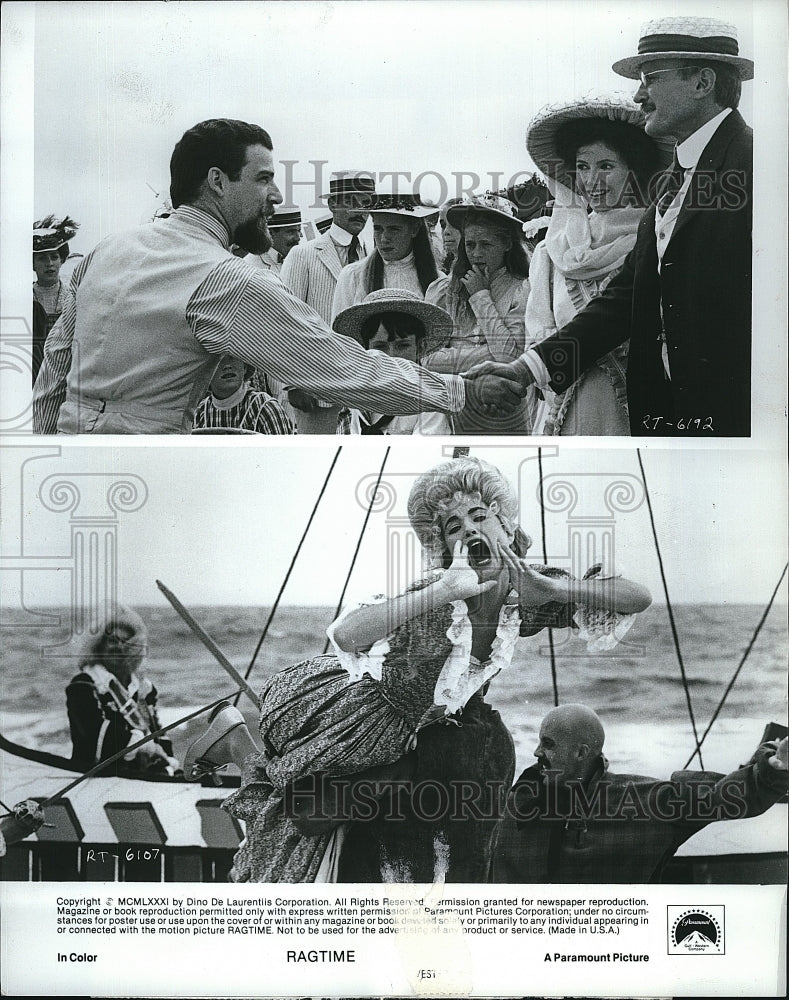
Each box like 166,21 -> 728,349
156,580 -> 259,708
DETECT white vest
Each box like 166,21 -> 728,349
59,214 -> 230,433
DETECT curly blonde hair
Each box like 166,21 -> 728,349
407,457 -> 531,566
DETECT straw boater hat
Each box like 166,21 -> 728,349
33,215 -> 79,260
369,192 -> 438,219
267,206 -> 302,229
526,93 -> 670,192
446,193 -> 524,233
333,288 -> 452,354
323,169 -> 376,201
612,17 -> 753,81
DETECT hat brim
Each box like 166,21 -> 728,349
368,206 -> 438,219
333,297 -> 452,355
526,95 -> 672,190
445,204 -> 524,233
612,51 -> 754,81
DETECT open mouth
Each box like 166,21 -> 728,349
466,538 -> 493,569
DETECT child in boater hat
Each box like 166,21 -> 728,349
32,214 -> 79,385
332,287 -> 453,434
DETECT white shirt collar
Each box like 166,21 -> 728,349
329,222 -> 353,247
260,247 -> 280,265
676,108 -> 732,171
211,381 -> 249,410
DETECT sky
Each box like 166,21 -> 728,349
27,0 -> 757,247
1,443 -> 786,609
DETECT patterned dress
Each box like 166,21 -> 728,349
224,567 -> 633,883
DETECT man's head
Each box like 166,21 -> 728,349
612,18 -> 752,143
325,171 -> 376,236
170,119 -> 282,252
270,224 -> 302,259
267,207 -> 303,259
328,192 -> 372,236
633,60 -> 741,141
534,704 -> 605,785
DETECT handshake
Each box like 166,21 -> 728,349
461,359 -> 535,418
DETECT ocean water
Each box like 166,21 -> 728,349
1,603 -> 786,779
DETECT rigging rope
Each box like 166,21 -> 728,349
636,449 -> 705,769
322,447 -> 391,655
538,447 -> 560,706
235,446 -> 342,706
683,561 -> 788,769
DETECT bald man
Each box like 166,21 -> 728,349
491,704 -> 787,883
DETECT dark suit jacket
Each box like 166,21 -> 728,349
491,746 -> 786,883
535,110 -> 752,436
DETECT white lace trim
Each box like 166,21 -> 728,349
325,594 -> 390,682
434,592 -> 523,715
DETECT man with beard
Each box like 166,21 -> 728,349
33,121 -> 510,434
491,705 -> 787,883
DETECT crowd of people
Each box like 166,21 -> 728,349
30,16 -> 753,437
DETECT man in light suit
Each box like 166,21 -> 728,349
280,170 -> 374,433
471,17 -> 754,437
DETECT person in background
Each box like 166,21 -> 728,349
243,206 -> 303,275
32,215 -> 79,385
332,288 -> 454,434
66,606 -> 180,775
437,197 -> 462,272
331,193 -> 439,318
192,354 -> 296,433
524,94 -> 665,435
423,194 -> 532,434
280,170 -> 375,433
492,704 -> 788,882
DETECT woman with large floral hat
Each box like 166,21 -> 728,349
422,194 -> 533,435
223,456 -> 651,882
524,94 -> 667,435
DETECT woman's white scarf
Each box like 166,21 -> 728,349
544,181 -> 643,281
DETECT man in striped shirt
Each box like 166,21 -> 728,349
33,119 -> 520,434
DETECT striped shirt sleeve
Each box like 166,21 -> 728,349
186,259 -> 465,416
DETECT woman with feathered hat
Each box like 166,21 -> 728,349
32,215 -> 79,385
524,95 -> 666,434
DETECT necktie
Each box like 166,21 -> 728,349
657,154 -> 684,216
347,235 -> 360,263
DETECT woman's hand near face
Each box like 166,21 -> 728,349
436,541 -> 499,603
497,541 -> 563,605
461,265 -> 490,297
